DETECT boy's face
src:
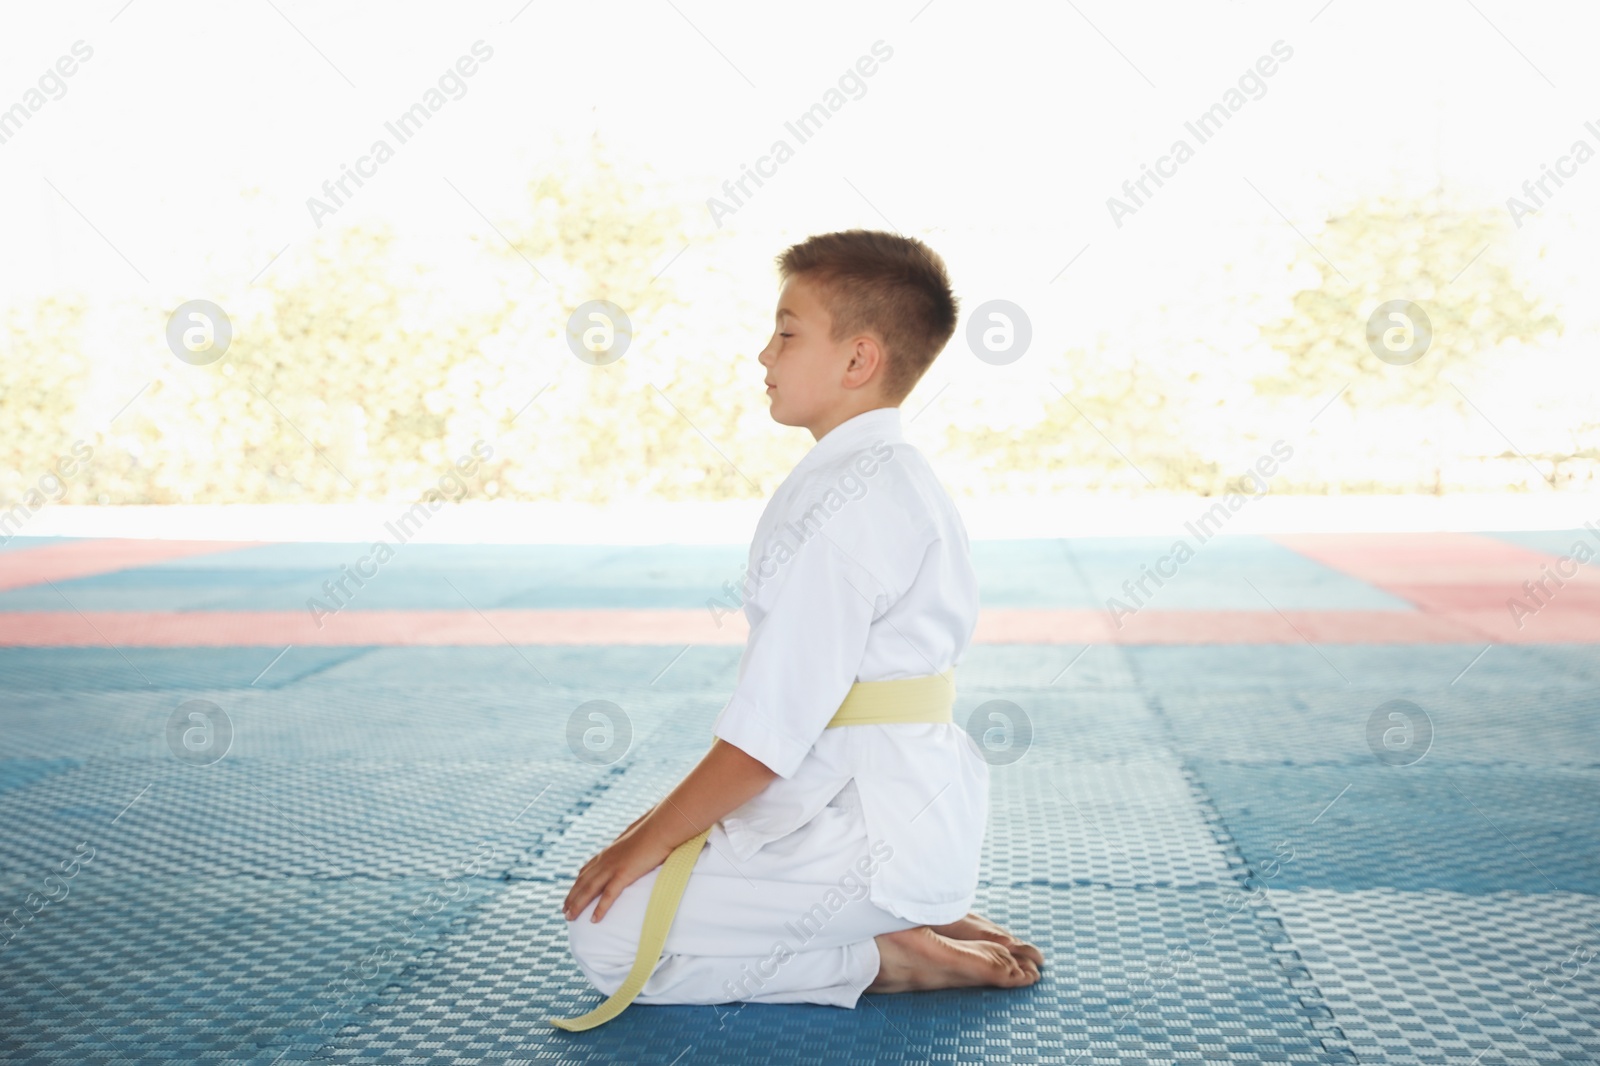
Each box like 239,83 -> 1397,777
758,275 -> 889,440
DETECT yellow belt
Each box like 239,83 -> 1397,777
549,667 -> 956,1031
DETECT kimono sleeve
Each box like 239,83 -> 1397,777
712,531 -> 888,778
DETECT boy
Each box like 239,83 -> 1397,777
556,229 -> 1042,1027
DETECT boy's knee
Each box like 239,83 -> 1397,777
566,901 -> 638,985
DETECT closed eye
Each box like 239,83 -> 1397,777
779,333 -> 793,338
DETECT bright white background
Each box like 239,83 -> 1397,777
4,0 -> 1597,540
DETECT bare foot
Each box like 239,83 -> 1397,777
930,911 -> 1045,968
867,926 -> 1040,993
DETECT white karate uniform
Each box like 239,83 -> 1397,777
567,405 -> 988,1007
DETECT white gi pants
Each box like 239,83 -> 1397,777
566,785 -> 919,1007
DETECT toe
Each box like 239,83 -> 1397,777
1014,956 -> 1040,984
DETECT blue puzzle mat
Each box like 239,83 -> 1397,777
3,538 -> 1598,1064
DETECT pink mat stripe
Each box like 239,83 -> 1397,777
0,539 -> 261,593
3,607 -> 1596,647
0,609 -> 749,647
1268,531 -> 1600,642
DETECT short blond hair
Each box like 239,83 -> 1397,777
775,229 -> 960,403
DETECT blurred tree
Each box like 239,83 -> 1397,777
84,224 -> 490,504
1254,188 -> 1563,413
5,166 -> 1587,505
484,129 -> 758,503
0,295 -> 92,505
946,347 -> 1225,495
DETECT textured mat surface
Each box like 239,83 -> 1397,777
0,872 -> 514,1066
979,759 -> 1238,889
2,535 -> 1598,1064
313,881 -> 1354,1065
1193,761 -> 1600,895
1270,888 -> 1600,1066
0,756 -> 590,881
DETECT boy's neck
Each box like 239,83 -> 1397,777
807,402 -> 900,443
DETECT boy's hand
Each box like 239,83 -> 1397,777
562,819 -> 674,923
558,740 -> 778,923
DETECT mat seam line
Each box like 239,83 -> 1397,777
1145,689 -> 1360,1066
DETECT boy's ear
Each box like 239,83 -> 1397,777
847,336 -> 884,381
